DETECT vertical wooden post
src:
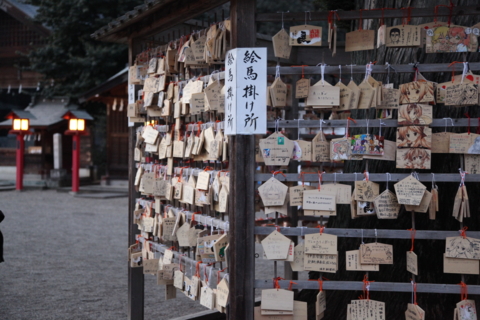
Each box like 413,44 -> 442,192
284,75 -> 299,281
127,37 -> 144,320
228,0 -> 256,319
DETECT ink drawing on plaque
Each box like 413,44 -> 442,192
398,104 -> 432,125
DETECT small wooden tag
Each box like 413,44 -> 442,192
305,233 -> 337,255
374,189 -> 401,219
272,28 -> 292,59
261,230 -> 291,260
258,177 -> 288,207
394,176 -> 426,205
296,78 -> 310,99
406,251 -> 418,275
345,29 -> 375,52
359,243 -> 393,264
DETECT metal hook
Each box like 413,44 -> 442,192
375,229 -> 378,243
386,172 -> 391,190
361,229 -> 364,245
338,65 -> 342,83
442,118 -> 454,132
346,64 -> 356,81
305,11 -> 311,25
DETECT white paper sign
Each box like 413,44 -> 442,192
224,48 -> 267,135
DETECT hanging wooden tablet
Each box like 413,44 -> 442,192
258,177 -> 288,207
353,180 -> 379,203
270,77 -> 287,108
192,35 -> 206,63
306,80 -> 340,107
296,78 -> 310,99
374,189 -> 400,219
346,250 -> 379,271
289,25 -> 322,46
385,25 -> 421,47
289,185 -> 314,206
335,81 -> 354,110
449,133 -> 480,154
359,242 -> 393,264
289,243 -> 305,272
377,25 -> 386,47
258,132 -> 295,166
426,25 -> 476,53
304,252 -> 338,273
444,253 -> 480,275
405,303 -> 425,320
405,190 -> 432,213
394,176 -> 426,206
347,80 -> 361,109
444,82 -> 479,106
330,137 -> 351,161
305,232 -> 337,255
272,28 -> 292,59
312,131 -> 330,162
295,140 -> 312,161
379,87 -> 400,109
205,80 -> 222,111
399,81 -> 435,104
261,230 -> 291,260
345,29 -> 375,52
358,80 -> 375,109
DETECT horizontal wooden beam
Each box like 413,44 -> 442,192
255,280 -> 480,294
256,5 -> 480,22
254,227 -> 478,239
254,173 -> 479,183
268,118 -> 472,129
268,63 -> 480,76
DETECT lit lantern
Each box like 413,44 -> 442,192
5,110 -> 36,191
62,111 -> 92,193
12,118 -> 29,131
69,118 -> 85,131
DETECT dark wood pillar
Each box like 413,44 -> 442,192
228,1 -> 256,319
127,37 -> 144,320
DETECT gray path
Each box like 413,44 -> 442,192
0,189 -> 299,319
0,190 -> 206,320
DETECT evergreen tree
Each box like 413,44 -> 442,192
24,0 -> 143,97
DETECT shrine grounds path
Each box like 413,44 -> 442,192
0,189 -> 296,319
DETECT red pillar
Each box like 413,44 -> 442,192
15,132 -> 25,191
72,133 -> 80,193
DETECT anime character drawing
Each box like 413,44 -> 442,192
448,27 -> 470,52
468,136 -> 480,154
397,126 -> 431,149
430,26 -> 450,52
331,140 -> 350,160
399,82 -> 434,104
372,136 -> 385,155
403,148 -> 431,169
398,104 -> 431,125
446,237 -> 480,259
453,84 -> 478,106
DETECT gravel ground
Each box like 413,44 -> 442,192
0,189 -> 301,320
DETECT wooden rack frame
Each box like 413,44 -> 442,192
268,63 -> 480,76
255,280 -> 480,294
256,5 -> 480,22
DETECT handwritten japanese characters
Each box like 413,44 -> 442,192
360,243 -> 394,264
224,48 -> 267,135
289,25 -> 322,46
